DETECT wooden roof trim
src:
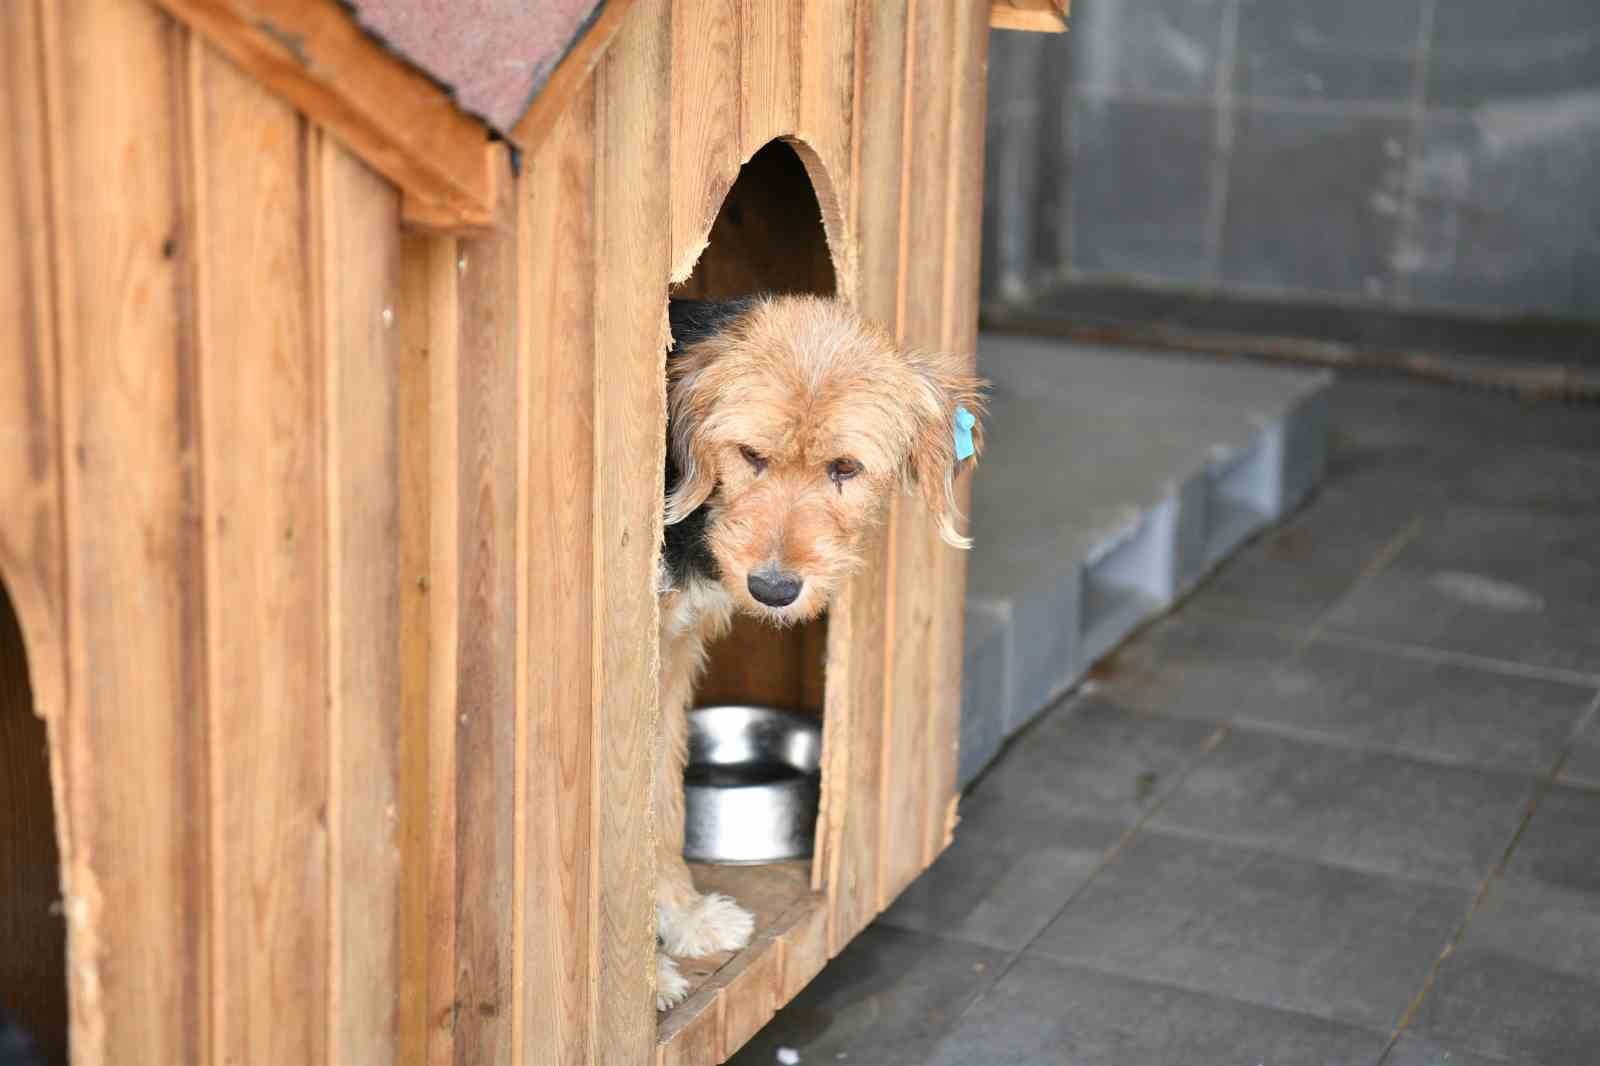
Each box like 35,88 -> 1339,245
991,0 -> 1069,33
509,0 -> 637,154
149,0 -> 501,232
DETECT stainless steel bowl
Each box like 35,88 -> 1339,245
684,705 -> 822,864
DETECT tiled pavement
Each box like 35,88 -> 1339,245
731,373 -> 1600,1066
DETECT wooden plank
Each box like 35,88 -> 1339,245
656,987 -> 722,1066
395,229 -> 437,1066
738,0 -> 801,153
1,8 -> 76,1065
797,0 -> 859,198
779,899 -> 829,1001
448,168 -> 524,1066
591,0 -> 671,1053
509,0 -> 638,162
719,932 -> 782,1055
146,0 -> 500,231
317,134 -> 404,1065
0,15 -> 66,1061
990,0 -> 1067,33
880,0 -> 956,908
826,0 -> 909,951
519,75 -> 599,1066
694,614 -> 826,713
42,1 -> 208,1061
189,40 -> 328,1066
0,0 -> 69,728
423,232 -> 463,1066
925,0 -> 990,863
667,0 -> 740,283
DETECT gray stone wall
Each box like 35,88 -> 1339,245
982,0 -> 1600,321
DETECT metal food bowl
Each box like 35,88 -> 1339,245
684,705 -> 822,864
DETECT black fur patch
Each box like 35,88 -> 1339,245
662,297 -> 757,588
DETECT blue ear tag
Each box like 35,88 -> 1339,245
953,405 -> 977,462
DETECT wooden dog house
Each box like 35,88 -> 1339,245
0,1 -> 1065,1063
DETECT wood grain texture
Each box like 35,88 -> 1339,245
796,0 -> 858,207
44,2 -> 207,1061
592,0 -> 672,1055
509,0 -> 638,164
737,0 -> 801,154
0,0 -> 69,733
318,133 -> 404,1066
692,614 -> 827,714
189,41 -> 327,1066
667,0 -> 739,281
422,232 -> 463,1066
880,0 -> 956,910
448,147 -> 524,1066
396,228 -> 435,1066
0,27 -> 73,1061
0,13 -> 67,1058
826,0 -> 909,952
990,0 -> 1067,32
520,75 -> 600,1066
146,0 -> 500,230
925,0 -> 990,863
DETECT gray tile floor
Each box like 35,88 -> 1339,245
731,373 -> 1600,1066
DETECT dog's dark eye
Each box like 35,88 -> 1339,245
739,445 -> 767,473
828,458 -> 860,485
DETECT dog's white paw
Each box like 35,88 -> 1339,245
656,951 -> 689,1012
661,892 -> 755,958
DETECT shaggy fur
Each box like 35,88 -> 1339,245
654,293 -> 984,1010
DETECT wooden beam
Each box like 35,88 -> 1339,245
509,0 -> 637,163
146,0 -> 501,232
990,0 -> 1068,33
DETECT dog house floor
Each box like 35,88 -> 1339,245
658,861 -> 826,1061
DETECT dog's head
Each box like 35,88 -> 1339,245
665,294 -> 985,624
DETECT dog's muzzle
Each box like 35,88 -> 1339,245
747,567 -> 803,608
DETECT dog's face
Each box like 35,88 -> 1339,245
666,295 -> 984,625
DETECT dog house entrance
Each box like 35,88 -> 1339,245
660,140 -> 837,1037
0,581 -> 67,1065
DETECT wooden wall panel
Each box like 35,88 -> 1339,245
0,23 -> 71,1064
421,230 -> 464,1066
396,228 -> 438,1066
825,0 -> 909,951
796,0 -> 858,208
0,0 -> 68,728
737,0 -> 801,154
43,2 -> 206,1062
519,77 -> 600,1066
317,135 -> 404,1065
880,0 -> 957,908
447,160 -> 524,1066
668,0 -> 739,282
592,0 -> 672,1053
925,0 -> 991,863
189,42 -> 328,1066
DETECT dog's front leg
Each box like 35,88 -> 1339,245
654,621 -> 753,1011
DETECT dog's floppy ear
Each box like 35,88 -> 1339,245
901,348 -> 986,549
664,299 -> 752,524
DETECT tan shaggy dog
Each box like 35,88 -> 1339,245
654,294 -> 984,1009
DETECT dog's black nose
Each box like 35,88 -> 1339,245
748,569 -> 803,607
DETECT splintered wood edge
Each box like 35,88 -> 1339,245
656,894 -> 829,1065
990,0 -> 1069,32
149,0 -> 502,232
